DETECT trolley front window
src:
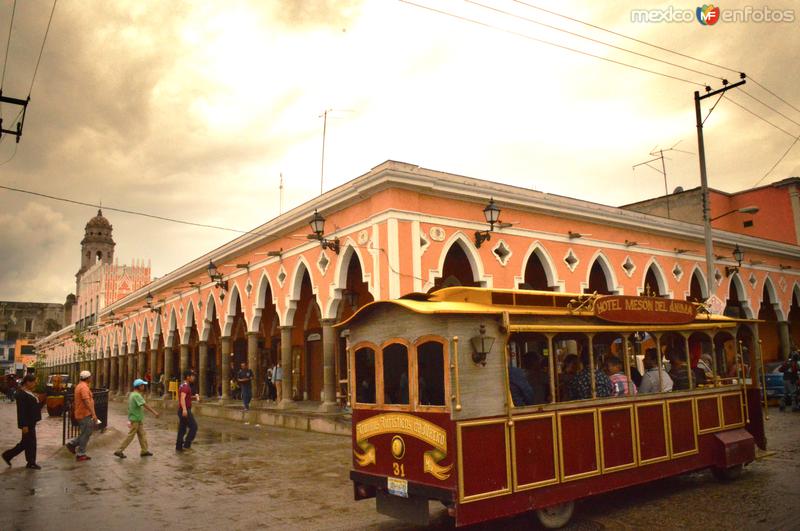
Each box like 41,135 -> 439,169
354,347 -> 376,404
417,341 -> 445,406
383,343 -> 409,405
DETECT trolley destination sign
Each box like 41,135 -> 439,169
593,295 -> 697,324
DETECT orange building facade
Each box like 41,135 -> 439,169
37,162 -> 800,407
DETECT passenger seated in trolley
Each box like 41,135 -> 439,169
639,348 -> 673,393
559,354 -> 580,402
522,351 -> 548,405
567,349 -> 613,399
509,363 -> 535,406
604,355 -> 637,396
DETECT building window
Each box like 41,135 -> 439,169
25,319 -> 33,333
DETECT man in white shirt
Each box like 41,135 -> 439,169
639,349 -> 673,393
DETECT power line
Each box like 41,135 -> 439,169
398,0 -> 707,87
512,0 -> 800,122
0,184 -> 254,234
749,77 -> 800,116
465,0 -> 723,82
0,0 -> 17,120
512,0 -> 741,76
0,141 -> 17,165
723,95 -> 798,138
28,0 -> 57,97
740,89 -> 800,129
752,136 -> 800,188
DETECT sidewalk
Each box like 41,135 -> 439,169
112,393 -> 352,436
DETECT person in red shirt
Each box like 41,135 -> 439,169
66,371 -> 97,462
176,370 -> 199,452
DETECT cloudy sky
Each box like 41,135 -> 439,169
0,0 -> 798,303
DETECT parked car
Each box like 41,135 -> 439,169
765,362 -> 785,401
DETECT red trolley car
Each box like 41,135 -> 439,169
341,287 -> 765,528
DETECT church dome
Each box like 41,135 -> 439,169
85,209 -> 112,230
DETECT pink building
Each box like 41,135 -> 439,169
38,163 -> 800,408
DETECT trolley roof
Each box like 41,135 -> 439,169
337,287 -> 748,332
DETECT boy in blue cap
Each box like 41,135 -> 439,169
114,379 -> 160,458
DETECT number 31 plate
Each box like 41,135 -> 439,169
387,477 -> 408,498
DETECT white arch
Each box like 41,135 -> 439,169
140,318 -> 150,348
423,231 -> 492,292
581,250 -> 622,295
639,257 -> 672,298
251,271 -> 279,331
200,291 -> 219,342
793,281 -> 800,308
326,240 -> 375,319
167,307 -> 180,348
283,256 -> 319,326
726,273 -> 755,319
684,264 -> 709,300
129,322 -> 139,352
514,241 -> 564,292
153,313 -> 163,344
183,300 -> 197,342
222,282 -> 243,337
761,275 -> 786,321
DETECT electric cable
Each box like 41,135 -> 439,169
723,95 -> 798,138
27,0 -> 57,97
0,0 -> 17,120
465,0 -> 723,82
752,136 -> 800,188
740,89 -> 800,129
398,0 -> 707,87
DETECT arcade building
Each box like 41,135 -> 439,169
36,162 -> 800,409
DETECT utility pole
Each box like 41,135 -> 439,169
695,75 -> 746,298
0,92 -> 29,143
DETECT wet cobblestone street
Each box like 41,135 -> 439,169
0,401 -> 798,530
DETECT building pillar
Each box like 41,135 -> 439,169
778,321 -> 791,360
110,350 -> 118,393
127,353 -> 135,390
136,350 -> 144,379
91,357 -> 98,383
119,346 -> 128,393
320,319 -> 338,412
247,332 -> 260,401
149,349 -> 158,396
163,346 -> 173,399
180,344 -> 190,377
104,353 -> 111,389
220,337 -> 231,401
198,341 -> 208,398
278,326 -> 294,409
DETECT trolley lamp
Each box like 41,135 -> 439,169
308,210 -> 340,254
725,244 -> 745,277
474,198 -> 501,248
145,291 -> 162,315
470,324 -> 495,366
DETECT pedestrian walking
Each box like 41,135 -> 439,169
114,379 -> 160,459
176,370 -> 199,452
2,374 -> 42,470
237,361 -> 254,410
66,370 -> 97,462
274,362 -> 283,403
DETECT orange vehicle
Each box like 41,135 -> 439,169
341,287 -> 766,528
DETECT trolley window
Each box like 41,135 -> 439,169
354,347 -> 376,404
383,343 -> 409,405
417,341 -> 445,406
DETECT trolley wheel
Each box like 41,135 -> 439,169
535,501 -> 575,529
712,463 -> 743,481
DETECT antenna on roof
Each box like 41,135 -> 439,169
632,141 -> 693,219
279,173 -> 284,215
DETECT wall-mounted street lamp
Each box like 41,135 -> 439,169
207,260 -> 229,300
474,198 -> 501,248
145,291 -> 161,315
725,244 -> 745,277
710,205 -> 759,222
470,324 -> 495,366
308,210 -> 340,254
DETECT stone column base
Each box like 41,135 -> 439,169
317,401 -> 339,413
277,398 -> 296,410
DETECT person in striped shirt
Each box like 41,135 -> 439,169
605,355 -> 637,397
